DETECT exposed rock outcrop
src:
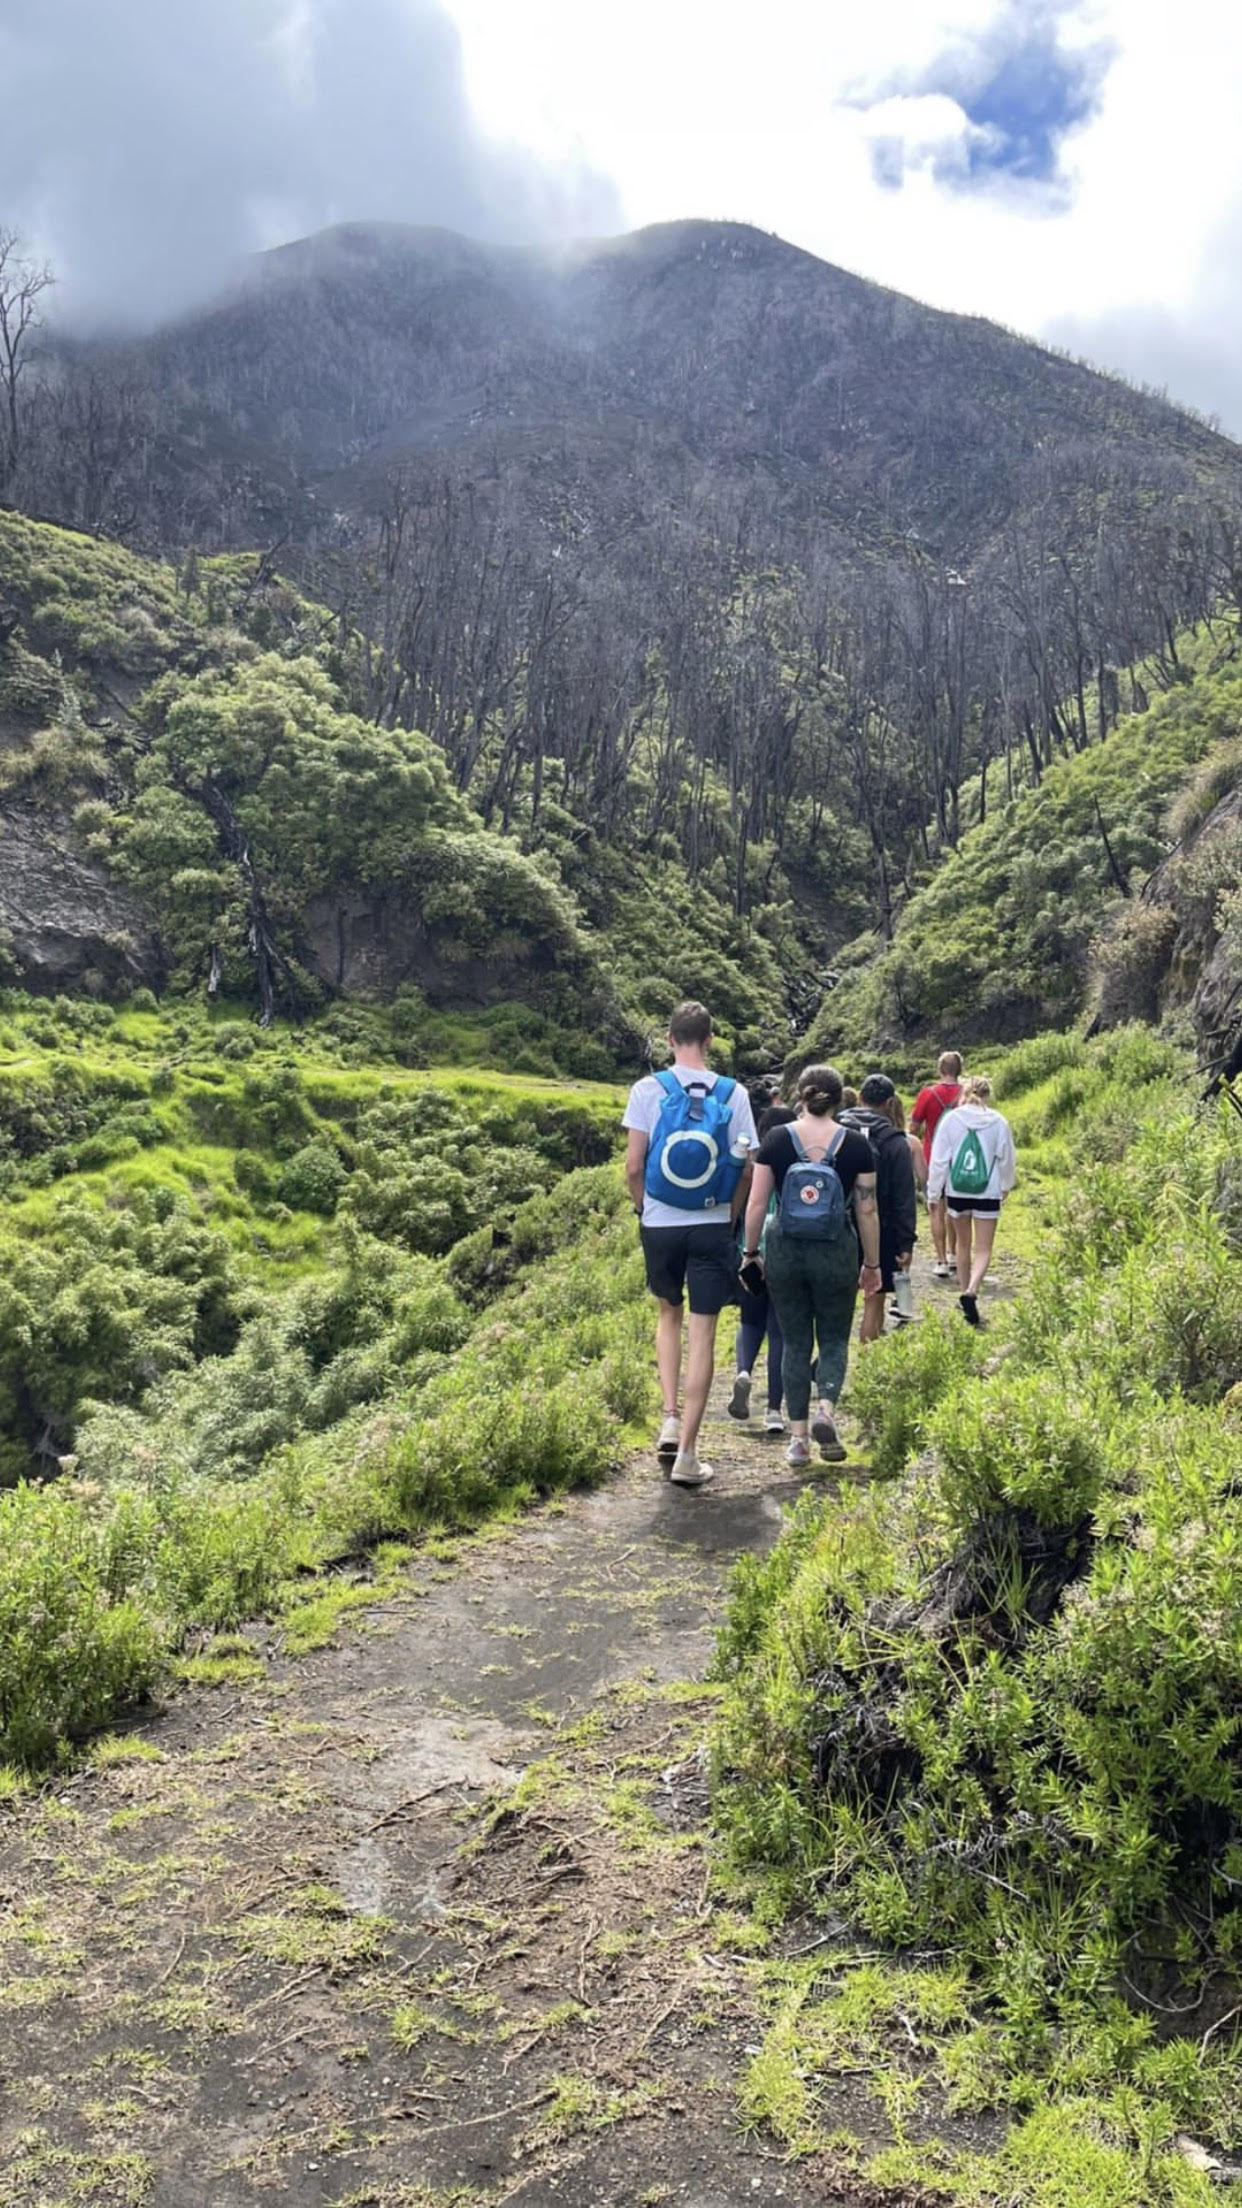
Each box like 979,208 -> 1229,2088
0,806 -> 159,994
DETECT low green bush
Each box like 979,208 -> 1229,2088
847,1309 -> 986,1479
277,1138 -> 347,1216
991,1032 -> 1086,1101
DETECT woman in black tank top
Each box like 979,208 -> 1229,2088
741,1064 -> 880,1468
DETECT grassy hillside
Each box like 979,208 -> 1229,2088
0,512 -> 630,1049
0,510 -> 814,1067
0,985 -> 654,1765
713,1026 -> 1242,2199
800,647 -> 1242,1070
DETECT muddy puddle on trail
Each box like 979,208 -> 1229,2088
0,1323 -> 976,2208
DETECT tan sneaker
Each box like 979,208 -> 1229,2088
657,1416 -> 681,1468
669,1452 -> 715,1488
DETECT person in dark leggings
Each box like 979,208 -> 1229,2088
727,1102 -> 795,1435
742,1065 -> 880,1468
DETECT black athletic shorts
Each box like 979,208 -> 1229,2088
640,1222 -> 738,1316
945,1194 -> 1001,1219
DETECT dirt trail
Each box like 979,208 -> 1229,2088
0,1266 -> 991,2208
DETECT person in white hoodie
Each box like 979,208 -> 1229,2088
926,1073 -> 1016,1327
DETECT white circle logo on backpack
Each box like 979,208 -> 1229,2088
799,1182 -> 822,1204
660,1131 -> 719,1189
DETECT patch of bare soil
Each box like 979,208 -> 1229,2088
0,1277 -> 976,2208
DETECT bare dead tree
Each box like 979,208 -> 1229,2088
0,229 -> 54,488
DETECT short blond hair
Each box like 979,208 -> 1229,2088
938,1050 -> 963,1078
961,1073 -> 992,1104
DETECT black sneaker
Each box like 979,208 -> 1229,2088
727,1370 -> 753,1422
811,1409 -> 847,1462
959,1293 -> 982,1328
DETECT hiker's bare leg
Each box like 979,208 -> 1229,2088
656,1300 -> 683,1419
930,1196 -> 950,1266
954,1215 -> 973,1292
859,1288 -> 886,1343
968,1217 -> 998,1299
680,1311 -> 719,1456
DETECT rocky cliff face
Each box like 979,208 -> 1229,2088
0,806 -> 160,993
1113,775 -> 1242,1073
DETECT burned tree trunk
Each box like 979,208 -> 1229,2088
182,773 -> 297,1026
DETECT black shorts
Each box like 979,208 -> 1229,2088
946,1194 -> 1001,1219
640,1223 -> 738,1316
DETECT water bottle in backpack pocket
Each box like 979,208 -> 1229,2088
949,1126 -> 991,1197
643,1069 -> 742,1211
777,1125 -> 848,1239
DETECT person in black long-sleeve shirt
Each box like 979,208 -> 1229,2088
839,1073 -> 918,1343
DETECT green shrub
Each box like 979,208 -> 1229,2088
848,1311 -> 986,1479
0,1483 -> 163,1766
933,1373 -> 1105,1529
991,1032 -> 1086,1101
277,1139 -> 347,1216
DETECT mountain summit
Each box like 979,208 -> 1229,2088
81,217 -> 1236,556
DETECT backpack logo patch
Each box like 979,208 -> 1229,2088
660,1128 -> 721,1191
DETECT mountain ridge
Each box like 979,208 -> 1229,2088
42,217 -> 1239,561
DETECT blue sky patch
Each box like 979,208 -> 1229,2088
866,1 -> 1116,196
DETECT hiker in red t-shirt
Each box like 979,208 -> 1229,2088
910,1051 -> 963,1279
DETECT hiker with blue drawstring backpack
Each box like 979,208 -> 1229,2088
623,1002 -> 757,1488
927,1073 -> 1017,1327
740,1063 -> 879,1468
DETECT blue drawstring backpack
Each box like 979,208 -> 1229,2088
643,1071 -> 742,1211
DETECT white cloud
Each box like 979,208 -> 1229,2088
446,0 -> 1242,433
0,0 -> 621,325
855,93 -> 992,187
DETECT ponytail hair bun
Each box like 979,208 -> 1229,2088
796,1063 -> 844,1116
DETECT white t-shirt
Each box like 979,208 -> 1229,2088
623,1065 -> 758,1228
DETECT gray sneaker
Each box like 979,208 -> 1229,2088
727,1370 -> 753,1422
764,1409 -> 786,1437
786,1436 -> 812,1468
670,1452 -> 715,1488
657,1416 -> 681,1468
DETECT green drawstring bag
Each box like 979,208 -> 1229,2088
950,1127 -> 990,1196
